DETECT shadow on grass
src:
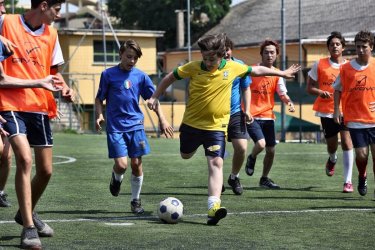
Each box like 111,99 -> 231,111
0,235 -> 20,249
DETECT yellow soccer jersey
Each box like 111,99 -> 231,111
174,59 -> 252,132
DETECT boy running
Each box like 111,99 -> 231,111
333,30 -> 375,197
306,31 -> 353,193
147,34 -> 300,225
95,40 -> 173,214
244,39 -> 295,189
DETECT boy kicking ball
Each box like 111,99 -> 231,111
147,33 -> 300,225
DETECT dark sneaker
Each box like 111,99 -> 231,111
0,192 -> 11,207
15,210 -> 54,237
221,184 -> 225,193
21,226 -> 42,249
207,202 -> 227,226
227,175 -> 243,195
245,155 -> 256,176
110,172 -> 122,197
259,177 -> 280,189
131,199 -> 145,214
325,158 -> 336,176
358,176 -> 367,196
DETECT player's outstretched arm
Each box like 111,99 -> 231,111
147,72 -> 176,111
251,64 -> 301,79
152,99 -> 174,138
94,98 -> 105,133
0,69 -> 63,91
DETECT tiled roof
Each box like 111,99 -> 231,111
204,0 -> 375,47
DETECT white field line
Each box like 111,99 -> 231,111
148,152 -> 328,157
10,155 -> 76,168
1,208 -> 374,225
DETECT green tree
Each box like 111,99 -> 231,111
5,0 -> 25,14
107,0 -> 231,50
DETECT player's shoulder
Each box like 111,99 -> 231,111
232,57 -> 245,65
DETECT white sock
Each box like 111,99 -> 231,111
113,171 -> 124,182
329,153 -> 337,162
208,196 -> 221,210
343,149 -> 354,183
131,174 -> 143,201
230,173 -> 239,180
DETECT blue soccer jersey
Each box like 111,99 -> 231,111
230,57 -> 251,115
96,65 -> 155,132
0,40 -> 11,62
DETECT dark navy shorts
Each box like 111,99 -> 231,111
349,127 -> 375,148
107,129 -> 150,158
0,111 -> 53,147
246,119 -> 276,147
227,111 -> 250,142
321,117 -> 348,139
179,123 -> 226,158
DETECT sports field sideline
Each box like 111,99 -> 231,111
1,133 -> 374,249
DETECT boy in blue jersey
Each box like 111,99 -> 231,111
95,40 -> 173,214
147,33 -> 300,225
223,37 -> 252,195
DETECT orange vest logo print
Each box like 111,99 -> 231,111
356,75 -> 367,87
253,80 -> 272,95
349,75 -> 373,92
11,42 -> 45,70
322,73 -> 337,86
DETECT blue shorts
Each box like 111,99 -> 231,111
321,117 -> 348,139
349,127 -> 375,148
107,129 -> 150,158
247,119 -> 276,147
0,111 -> 53,147
227,111 -> 250,142
179,123 -> 226,158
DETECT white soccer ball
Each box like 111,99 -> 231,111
157,197 -> 184,224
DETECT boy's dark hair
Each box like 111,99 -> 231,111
354,30 -> 374,47
31,0 -> 66,9
260,39 -> 280,55
119,40 -> 143,58
327,31 -> 346,48
197,33 -> 226,57
225,36 -> 234,50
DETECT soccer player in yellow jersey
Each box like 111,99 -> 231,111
147,33 -> 300,225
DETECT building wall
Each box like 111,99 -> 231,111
59,32 -> 161,105
162,43 -> 330,74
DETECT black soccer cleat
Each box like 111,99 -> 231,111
109,172 -> 122,197
357,176 -> 367,196
245,155 -> 256,176
227,175 -> 243,195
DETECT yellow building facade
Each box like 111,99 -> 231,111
57,28 -> 164,130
